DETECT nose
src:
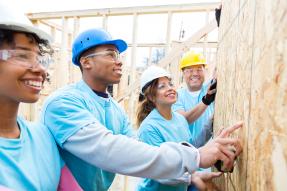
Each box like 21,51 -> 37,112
164,83 -> 175,91
114,56 -> 122,63
30,62 -> 47,75
114,59 -> 122,67
29,65 -> 47,82
167,84 -> 175,91
192,70 -> 200,74
190,71 -> 200,77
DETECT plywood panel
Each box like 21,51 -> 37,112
248,0 -> 287,189
214,0 -> 286,190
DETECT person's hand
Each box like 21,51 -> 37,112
202,79 -> 217,105
198,121 -> 243,170
190,171 -> 222,191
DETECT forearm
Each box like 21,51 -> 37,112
62,122 -> 200,179
177,102 -> 207,124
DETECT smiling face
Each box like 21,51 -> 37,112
153,77 -> 177,107
182,64 -> 205,91
81,44 -> 123,87
0,33 -> 46,103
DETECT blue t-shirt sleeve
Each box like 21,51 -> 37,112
138,123 -> 164,147
35,121 -> 66,168
172,90 -> 185,112
42,95 -> 98,147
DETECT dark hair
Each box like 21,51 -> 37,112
136,79 -> 158,127
78,46 -> 98,73
0,29 -> 53,55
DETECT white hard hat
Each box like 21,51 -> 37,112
0,2 -> 52,43
140,65 -> 171,94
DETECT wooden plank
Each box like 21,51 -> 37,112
27,3 -> 220,19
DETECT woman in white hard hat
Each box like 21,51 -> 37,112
136,65 -> 222,191
0,3 -> 81,190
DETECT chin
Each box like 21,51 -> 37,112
190,84 -> 202,90
164,99 -> 176,106
170,99 -> 177,104
111,78 -> 121,84
20,95 -> 40,103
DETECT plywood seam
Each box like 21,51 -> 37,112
245,1 -> 257,190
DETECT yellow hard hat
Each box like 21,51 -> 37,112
179,51 -> 207,70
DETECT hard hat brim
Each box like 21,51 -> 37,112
0,22 -> 53,43
140,65 -> 171,95
98,39 -> 128,53
180,63 -> 207,70
140,75 -> 172,95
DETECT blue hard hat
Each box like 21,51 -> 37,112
72,28 -> 128,66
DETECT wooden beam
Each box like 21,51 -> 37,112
165,11 -> 172,53
39,20 -> 73,35
27,3 -> 220,20
127,42 -> 217,48
158,19 -> 217,68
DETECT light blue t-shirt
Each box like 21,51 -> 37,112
0,117 -> 62,191
173,83 -> 214,148
41,79 -> 134,191
137,109 -> 191,191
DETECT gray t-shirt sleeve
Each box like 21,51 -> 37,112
62,121 -> 200,179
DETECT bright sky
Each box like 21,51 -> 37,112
7,0 -> 220,67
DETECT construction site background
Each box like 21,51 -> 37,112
17,1 -> 287,190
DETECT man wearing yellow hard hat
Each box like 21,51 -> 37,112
173,51 -> 217,191
173,51 -> 216,148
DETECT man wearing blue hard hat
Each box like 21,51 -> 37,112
41,28 -> 243,191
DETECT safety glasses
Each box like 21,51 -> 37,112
0,49 -> 53,69
157,81 -> 175,91
84,50 -> 121,61
183,67 -> 204,74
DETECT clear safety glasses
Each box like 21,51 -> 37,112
0,49 -> 53,70
84,50 -> 121,61
183,67 -> 204,74
157,81 -> 175,91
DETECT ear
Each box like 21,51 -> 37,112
147,94 -> 155,103
80,57 -> 92,70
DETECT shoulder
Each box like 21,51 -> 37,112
138,121 -> 160,141
177,87 -> 186,94
43,84 -> 88,112
138,113 -> 161,133
176,88 -> 189,99
17,117 -> 56,145
137,116 -> 164,145
139,117 -> 156,132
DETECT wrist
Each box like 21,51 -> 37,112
202,96 -> 211,105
